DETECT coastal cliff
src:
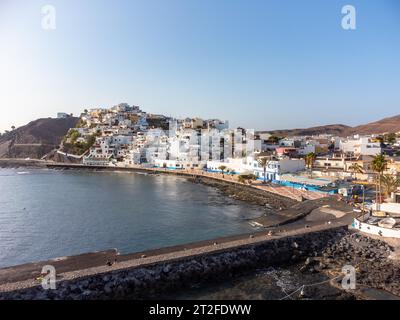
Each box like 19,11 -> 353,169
0,117 -> 78,159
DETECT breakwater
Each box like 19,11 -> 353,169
0,227 -> 349,300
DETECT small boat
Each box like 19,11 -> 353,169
249,221 -> 263,228
378,218 -> 396,229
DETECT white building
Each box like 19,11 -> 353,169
154,159 -> 205,169
206,156 -> 305,181
83,155 -> 112,166
339,135 -> 381,156
298,143 -> 316,156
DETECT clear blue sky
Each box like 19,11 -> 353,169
0,0 -> 399,132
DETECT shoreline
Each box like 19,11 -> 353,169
0,159 -> 349,228
0,158 -> 309,225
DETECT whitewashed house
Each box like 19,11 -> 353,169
339,135 -> 382,156
206,156 -> 305,181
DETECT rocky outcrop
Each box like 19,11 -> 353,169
190,176 -> 297,210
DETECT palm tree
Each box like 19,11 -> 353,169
380,174 -> 400,198
348,163 -> 364,180
257,156 -> 272,184
305,152 -> 316,178
371,154 -> 388,210
218,165 -> 227,178
218,165 -> 227,174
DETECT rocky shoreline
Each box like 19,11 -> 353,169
189,176 -> 297,211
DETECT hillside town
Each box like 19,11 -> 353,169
56,103 -> 400,239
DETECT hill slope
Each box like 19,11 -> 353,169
264,114 -> 400,137
0,117 -> 79,159
348,115 -> 400,136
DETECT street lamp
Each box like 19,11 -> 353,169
361,184 -> 366,221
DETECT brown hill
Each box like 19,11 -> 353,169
348,115 -> 400,136
264,114 -> 400,137
0,117 -> 79,159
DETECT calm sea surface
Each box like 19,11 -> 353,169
0,168 -> 263,268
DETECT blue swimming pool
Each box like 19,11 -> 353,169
275,180 -> 338,194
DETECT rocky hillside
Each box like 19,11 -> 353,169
263,114 -> 400,137
0,117 -> 79,159
349,115 -> 400,136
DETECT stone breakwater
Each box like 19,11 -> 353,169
0,228 -> 348,300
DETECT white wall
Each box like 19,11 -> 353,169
353,218 -> 400,238
279,159 -> 305,173
371,203 -> 400,215
298,144 -> 315,156
339,136 -> 381,156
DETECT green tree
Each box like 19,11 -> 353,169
268,136 -> 280,144
348,163 -> 364,180
375,136 -> 384,145
305,152 -> 316,178
69,130 -> 81,143
380,174 -> 400,198
218,165 -> 227,175
385,133 -> 397,144
257,156 -> 272,184
371,154 -> 388,210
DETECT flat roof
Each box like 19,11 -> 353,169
280,174 -> 334,187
